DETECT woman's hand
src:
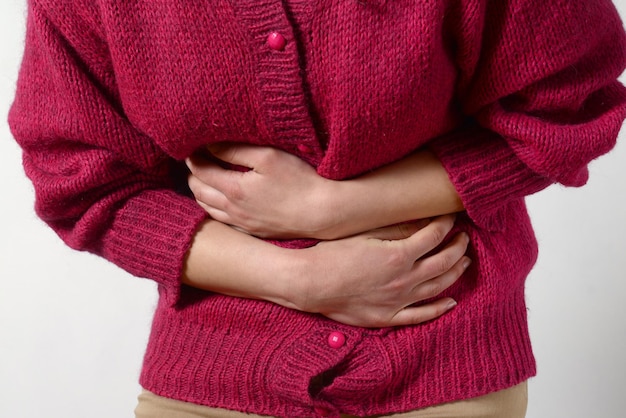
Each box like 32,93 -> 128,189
184,214 -> 468,328
186,144 -> 339,239
187,143 -> 464,240
292,215 -> 470,328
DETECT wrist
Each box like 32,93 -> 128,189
298,178 -> 347,240
270,246 -> 319,313
315,178 -> 377,239
311,179 -> 359,240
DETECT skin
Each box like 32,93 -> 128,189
187,144 -> 464,240
183,144 -> 469,328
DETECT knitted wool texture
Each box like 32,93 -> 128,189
9,0 -> 626,417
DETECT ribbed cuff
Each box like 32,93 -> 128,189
102,189 -> 207,304
429,127 -> 551,230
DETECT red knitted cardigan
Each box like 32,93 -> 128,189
9,0 -> 626,416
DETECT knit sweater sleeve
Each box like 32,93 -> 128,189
8,0 -> 207,302
429,0 -> 626,230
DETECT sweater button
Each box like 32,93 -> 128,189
314,406 -> 331,417
297,143 -> 314,154
328,331 -> 345,349
267,32 -> 287,51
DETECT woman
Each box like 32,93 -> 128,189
9,0 -> 626,417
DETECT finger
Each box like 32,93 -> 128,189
196,200 -> 257,235
388,297 -> 457,327
187,173 -> 229,208
365,219 -> 433,241
411,231 -> 470,281
401,214 -> 457,258
186,154 -> 246,198
194,198 -> 233,225
411,256 -> 471,301
186,177 -> 232,222
186,154 -> 218,180
207,143 -> 276,171
185,152 -> 217,173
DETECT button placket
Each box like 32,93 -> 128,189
229,0 -> 323,166
266,325 -> 362,409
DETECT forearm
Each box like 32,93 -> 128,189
182,216 -> 469,328
320,149 -> 464,239
187,145 -> 464,240
182,219 -> 302,309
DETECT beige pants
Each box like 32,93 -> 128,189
135,381 -> 527,418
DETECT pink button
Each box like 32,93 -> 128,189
314,406 -> 331,417
327,331 -> 345,349
297,143 -> 314,154
267,32 -> 287,51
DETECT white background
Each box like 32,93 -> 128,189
1,1 -> 625,417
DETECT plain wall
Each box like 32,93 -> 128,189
1,1 -> 625,417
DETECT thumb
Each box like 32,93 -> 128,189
207,143 -> 266,170
365,219 -> 432,241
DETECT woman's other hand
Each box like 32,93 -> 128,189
292,215 -> 470,328
187,143 -> 464,241
186,144 -> 339,239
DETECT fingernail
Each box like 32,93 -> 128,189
446,300 -> 458,310
462,257 -> 472,270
